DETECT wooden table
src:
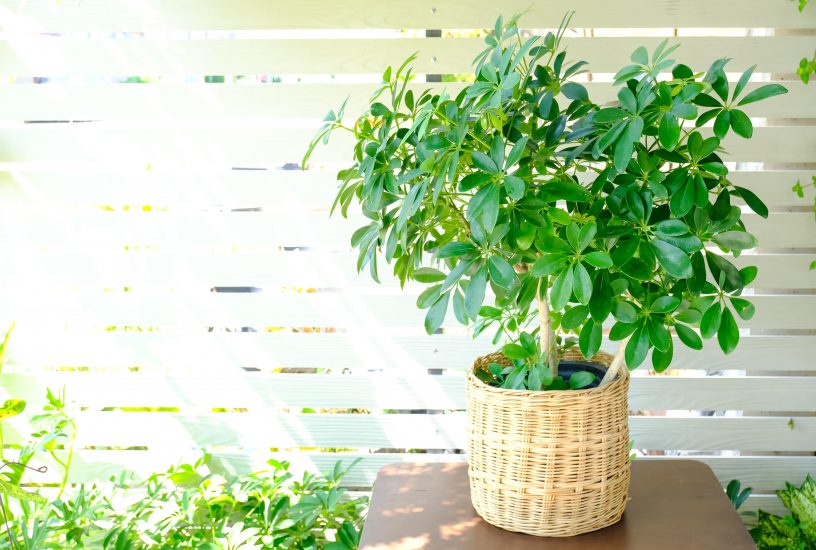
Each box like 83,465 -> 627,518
360,460 -> 756,549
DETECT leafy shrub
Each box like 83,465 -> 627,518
751,475 -> 816,550
2,456 -> 367,550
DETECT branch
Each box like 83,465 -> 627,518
599,335 -> 631,387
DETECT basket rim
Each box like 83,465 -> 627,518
468,354 -> 628,398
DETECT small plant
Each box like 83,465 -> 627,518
2,456 -> 367,549
750,475 -> 816,550
727,479 -> 753,510
305,14 -> 786,389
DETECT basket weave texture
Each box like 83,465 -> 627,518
466,348 -> 630,537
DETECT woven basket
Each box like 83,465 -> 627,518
466,348 -> 630,537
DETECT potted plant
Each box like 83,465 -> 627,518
304,13 -> 786,537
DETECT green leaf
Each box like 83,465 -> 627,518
730,297 -> 756,321
618,87 -> 638,114
655,219 -> 690,237
706,252 -> 744,292
471,151 -> 499,173
531,254 -> 567,277
594,107 -> 628,123
0,399 -> 25,420
503,175 -> 526,200
625,326 -> 650,369
610,321 -> 638,341
717,307 -> 739,354
613,127 -> 634,172
650,295 -> 681,313
573,262 -> 593,305
647,318 -> 671,352
732,65 -> 755,100
562,305 -> 589,330
468,183 -> 500,231
651,240 -> 693,279
436,242 -> 477,259
630,46 -> 649,65
700,302 -> 722,340
658,112 -> 681,150
465,266 -> 488,319
729,109 -> 752,138
713,109 -> 731,139
577,223 -> 597,252
569,370 -> 596,390
584,251 -> 613,269
736,84 -> 788,106
424,292 -> 449,334
541,179 -> 591,202
550,265 -> 574,310
579,319 -> 602,359
413,268 -> 446,283
651,339 -> 673,373
733,186 -> 768,218
489,135 -> 505,168
675,324 -> 703,350
713,231 -> 758,251
0,480 -> 46,504
416,284 -> 442,309
612,301 -> 638,323
488,256 -> 518,289
502,343 -> 532,360
459,172 -> 493,192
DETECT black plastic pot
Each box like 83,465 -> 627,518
557,360 -> 608,389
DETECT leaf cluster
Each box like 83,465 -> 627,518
750,474 -> 816,550
307,13 -> 787,386
2,456 -> 366,550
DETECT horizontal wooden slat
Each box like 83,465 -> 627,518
0,124 -> 812,165
4,413 -> 815,451
1,208 -> 812,250
0,291 -> 812,329
5,331 -> 814,373
0,169 -> 810,210
0,250 -> 811,290
1,81 -> 810,120
3,0 -> 814,31
740,494 -> 786,517
3,372 -> 816,411
0,37 -> 810,77
16,451 -> 814,495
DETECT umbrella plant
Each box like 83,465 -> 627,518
304,14 -> 787,390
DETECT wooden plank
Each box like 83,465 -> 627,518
2,0 -> 813,31
0,250 -> 810,290
3,413 -> 815,451
0,37 -> 810,77
0,169 -> 810,210
19,451 -> 814,494
1,81 -> 810,120
5,331 -> 814,373
0,291 -> 811,330
1,208 -> 812,250
3,372 -> 816,411
0,124 -> 812,165
740,495 -> 786,517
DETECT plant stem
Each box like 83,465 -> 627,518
536,279 -> 556,377
600,335 -> 631,387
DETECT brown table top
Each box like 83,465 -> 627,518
359,460 -> 756,550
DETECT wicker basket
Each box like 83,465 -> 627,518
466,348 -> 630,537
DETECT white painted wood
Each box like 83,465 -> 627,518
0,290 -> 811,330
19,451 -> 815,493
0,250 -> 809,290
0,124 -> 812,165
5,331 -> 813,373
2,0 -> 813,31
0,37 -> 810,77
740,495 -> 787,517
2,208 -> 812,250
4,412 -> 815,451
1,82 -> 809,121
0,169 -> 810,210
2,372 -> 815,411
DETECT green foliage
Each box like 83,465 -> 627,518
727,479 -> 752,510
2,457 -> 367,549
306,13 -> 785,389
751,475 -> 816,550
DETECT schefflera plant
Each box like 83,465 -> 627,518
304,14 -> 786,390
